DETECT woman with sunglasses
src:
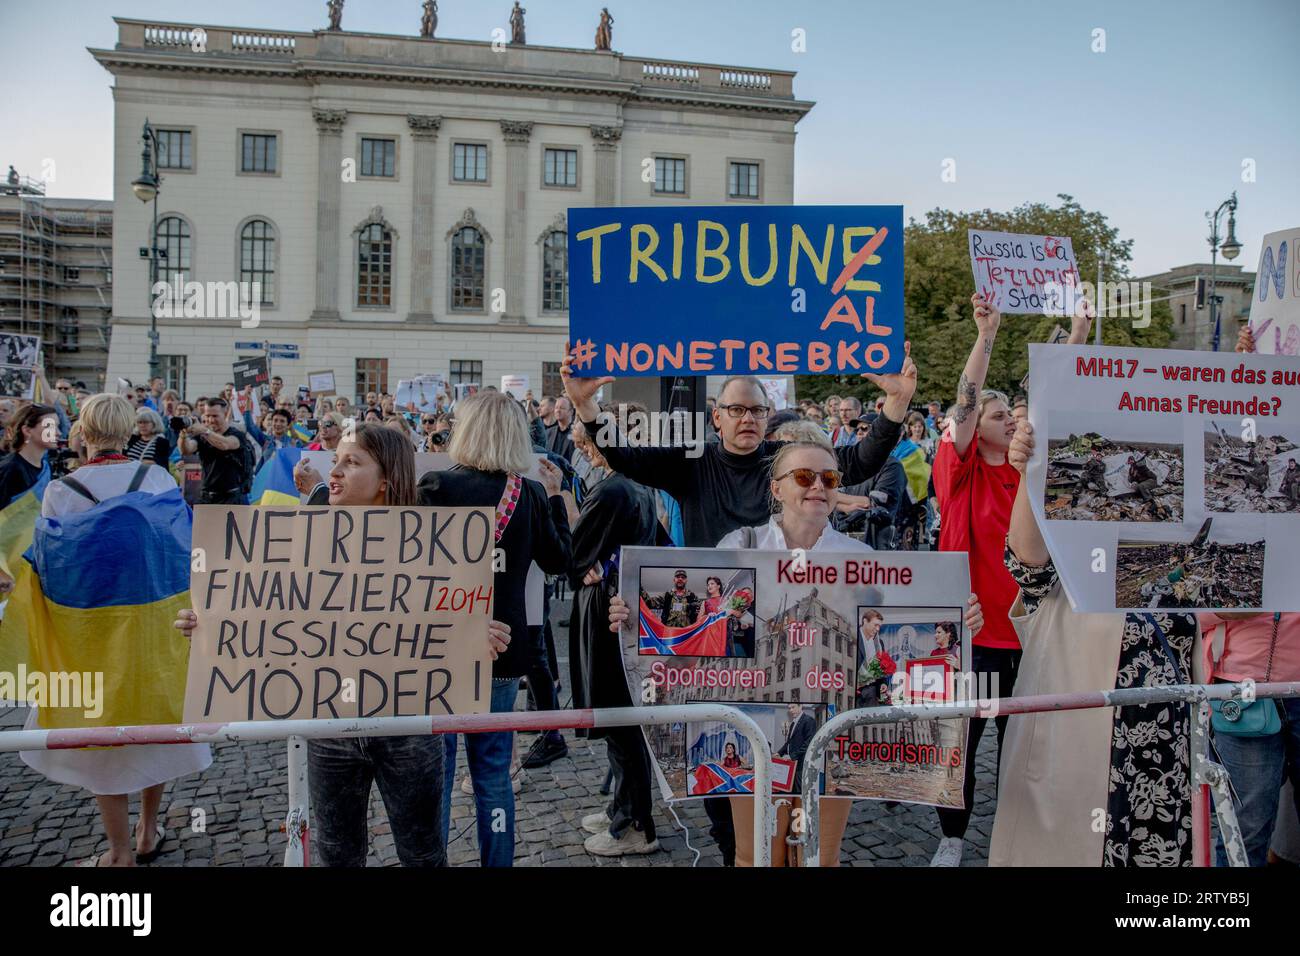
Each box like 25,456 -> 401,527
610,440 -> 984,866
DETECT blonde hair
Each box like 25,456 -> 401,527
772,420 -> 832,449
447,390 -> 533,474
768,440 -> 839,514
978,389 -> 1009,420
79,393 -> 136,449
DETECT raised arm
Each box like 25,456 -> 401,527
1006,420 -> 1049,567
951,292 -> 1001,457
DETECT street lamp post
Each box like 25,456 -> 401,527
131,119 -> 162,383
1205,192 -> 1242,352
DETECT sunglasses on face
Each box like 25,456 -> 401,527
422,418 -> 438,425
774,467 -> 842,489
856,425 -> 870,434
716,403 -> 771,420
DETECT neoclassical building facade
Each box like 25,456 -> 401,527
94,17 -> 813,400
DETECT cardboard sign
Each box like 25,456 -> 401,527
968,229 -> 1080,315
1249,227 -> 1300,356
307,370 -> 336,396
500,375 -> 529,401
232,356 -> 269,392
0,332 -> 40,399
1026,344 -> 1300,612
183,505 -> 496,721
619,547 -> 972,807
568,205 -> 905,377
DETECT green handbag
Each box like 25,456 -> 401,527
1211,614 -> 1282,738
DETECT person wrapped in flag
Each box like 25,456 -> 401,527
7,394 -> 210,867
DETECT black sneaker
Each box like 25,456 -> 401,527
522,734 -> 568,769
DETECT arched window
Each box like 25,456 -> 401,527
239,219 -> 276,306
357,223 -> 393,307
541,229 -> 568,313
154,216 -> 192,307
451,226 -> 485,310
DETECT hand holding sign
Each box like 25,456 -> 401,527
861,340 -> 917,421
561,340 -> 614,421
1007,420 -> 1034,475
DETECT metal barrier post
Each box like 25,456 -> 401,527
0,703 -> 775,868
283,735 -> 309,868
793,681 -> 1298,868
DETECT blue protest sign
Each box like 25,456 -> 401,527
567,205 -> 904,376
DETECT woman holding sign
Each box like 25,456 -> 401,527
991,419 -> 1194,866
176,424 -> 512,867
610,440 -> 985,866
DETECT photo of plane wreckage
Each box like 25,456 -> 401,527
1045,433 -> 1183,522
1204,423 -> 1300,514
1115,518 -> 1266,610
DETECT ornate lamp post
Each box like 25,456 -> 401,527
1206,192 -> 1242,352
130,119 -> 162,382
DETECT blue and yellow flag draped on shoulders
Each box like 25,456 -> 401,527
249,447 -> 302,506
0,485 -> 193,729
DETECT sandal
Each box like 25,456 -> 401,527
135,823 -> 167,865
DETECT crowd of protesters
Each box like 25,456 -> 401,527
0,290 -> 1296,870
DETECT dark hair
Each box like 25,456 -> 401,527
935,621 -> 958,648
707,576 -> 723,592
270,408 -> 292,424
351,423 -> 416,506
861,609 -> 884,623
8,403 -> 58,452
207,397 -> 228,410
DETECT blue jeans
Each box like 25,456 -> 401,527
308,735 -> 445,867
1213,696 -> 1300,866
441,677 -> 519,867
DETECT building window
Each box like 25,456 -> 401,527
822,628 -> 829,646
355,358 -> 388,398
159,354 -> 187,396
360,137 -> 396,178
792,658 -> 802,679
156,216 -> 192,304
450,226 -> 485,309
542,361 -> 562,397
775,691 -> 784,702
449,359 -> 482,387
241,133 -> 277,173
543,148 -> 577,187
654,156 -> 687,195
728,161 -> 760,199
541,230 -> 568,313
59,308 -> 79,351
356,223 -> 393,307
452,143 -> 488,182
239,219 -> 276,306
64,266 -> 80,284
790,688 -> 800,703
1180,303 -> 1186,325
156,129 -> 193,170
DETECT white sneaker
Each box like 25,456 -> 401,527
581,810 -> 612,835
930,836 -> 964,867
584,828 -> 660,857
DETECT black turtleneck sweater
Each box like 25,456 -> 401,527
583,412 -> 901,547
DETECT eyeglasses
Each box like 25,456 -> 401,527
774,468 -> 842,489
856,425 -> 870,434
422,418 -> 438,425
716,403 -> 771,420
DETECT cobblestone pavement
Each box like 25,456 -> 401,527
0,599 -> 998,868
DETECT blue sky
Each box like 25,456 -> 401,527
2,0 -> 1296,275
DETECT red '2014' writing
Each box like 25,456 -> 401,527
434,585 -> 493,614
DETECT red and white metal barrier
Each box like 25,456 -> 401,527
0,704 -> 775,868
793,680 -> 1300,868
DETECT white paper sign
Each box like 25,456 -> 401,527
1249,227 -> 1300,357
759,377 -> 790,410
501,375 -> 529,401
395,375 -> 446,413
968,229 -> 1081,315
1026,344 -> 1300,612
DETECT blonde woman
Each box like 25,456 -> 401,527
384,412 -> 416,446
24,394 -> 206,866
610,441 -> 985,866
417,390 -> 572,866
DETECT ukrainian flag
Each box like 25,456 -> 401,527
890,437 -> 932,504
291,423 -> 313,446
0,461 -> 50,681
3,486 -> 193,729
249,447 -> 302,506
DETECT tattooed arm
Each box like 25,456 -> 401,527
951,291 -> 1001,457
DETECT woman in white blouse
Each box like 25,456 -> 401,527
612,441 -> 983,865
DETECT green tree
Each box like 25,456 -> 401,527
795,195 -> 1172,409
